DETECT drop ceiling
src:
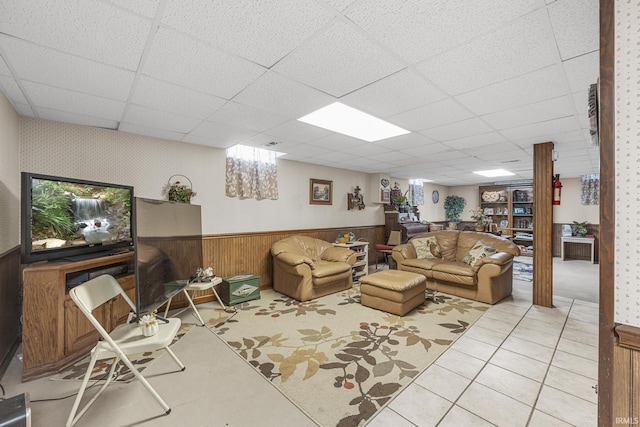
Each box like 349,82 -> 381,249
0,0 -> 599,185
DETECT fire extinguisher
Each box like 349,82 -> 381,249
553,174 -> 562,205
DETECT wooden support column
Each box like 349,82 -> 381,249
533,142 -> 554,307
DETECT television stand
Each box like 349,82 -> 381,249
22,252 -> 134,381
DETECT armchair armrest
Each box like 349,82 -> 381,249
321,247 -> 355,264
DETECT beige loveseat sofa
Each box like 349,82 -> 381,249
392,230 -> 520,304
271,236 -> 356,301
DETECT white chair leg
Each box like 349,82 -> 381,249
117,351 -> 172,414
210,287 -> 226,311
67,350 -> 118,427
164,346 -> 185,371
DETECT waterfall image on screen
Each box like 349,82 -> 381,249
134,198 -> 203,317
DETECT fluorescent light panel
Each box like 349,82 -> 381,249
298,102 -> 410,142
473,169 -> 515,177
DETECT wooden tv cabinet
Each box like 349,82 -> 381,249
21,252 -> 134,381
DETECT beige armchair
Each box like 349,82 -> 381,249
271,236 -> 356,301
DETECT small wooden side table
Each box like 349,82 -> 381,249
561,236 -> 596,264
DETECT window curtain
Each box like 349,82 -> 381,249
581,173 -> 599,205
225,145 -> 278,200
407,179 -> 424,206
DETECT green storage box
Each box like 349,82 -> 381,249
220,274 -> 260,305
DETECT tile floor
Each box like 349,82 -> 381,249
0,258 -> 599,426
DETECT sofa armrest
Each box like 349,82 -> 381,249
321,247 -> 356,265
473,252 -> 513,272
392,244 -> 417,264
274,252 -> 316,269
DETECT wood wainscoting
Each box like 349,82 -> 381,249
0,246 -> 21,378
167,225 -> 386,308
612,325 -> 640,424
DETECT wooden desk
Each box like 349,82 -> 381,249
561,236 -> 596,263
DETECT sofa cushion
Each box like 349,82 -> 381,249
432,261 -> 475,287
462,240 -> 497,267
412,236 -> 443,259
402,257 -> 447,278
311,260 -> 352,278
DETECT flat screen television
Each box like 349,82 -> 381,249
134,198 -> 202,317
21,172 -> 134,264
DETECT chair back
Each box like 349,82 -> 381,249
70,274 -> 136,320
388,230 -> 402,246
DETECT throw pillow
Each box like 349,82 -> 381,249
412,236 -> 443,259
462,240 -> 497,267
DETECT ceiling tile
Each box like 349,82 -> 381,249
389,98 -> 474,131
346,0 -> 543,64
320,0 -> 358,12
273,19 -> 405,97
161,0 -> 334,67
233,71 -> 336,118
441,131 -> 508,150
305,133 -> 368,151
207,101 -> 289,133
563,51 -> 599,94
500,116 -> 580,140
341,68 -> 447,118
37,107 -> 118,129
265,119 -> 333,143
120,122 -> 186,141
108,0 -> 160,18
0,75 -> 29,105
123,104 -> 202,133
0,55 -> 11,76
131,76 -> 226,119
417,9 -> 557,95
0,0 -> 151,69
23,81 -> 125,120
180,133 -> 230,149
481,96 -> 574,130
373,132 -> 437,151
1,35 -> 135,101
456,66 -> 568,115
420,118 -> 494,142
143,28 -> 267,99
548,0 -> 599,60
12,102 -> 34,116
187,120 -> 257,145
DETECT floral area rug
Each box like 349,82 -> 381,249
513,259 -> 534,282
51,323 -> 193,383
206,285 -> 488,427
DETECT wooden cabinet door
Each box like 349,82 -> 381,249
64,298 -> 107,354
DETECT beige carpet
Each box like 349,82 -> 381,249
206,285 -> 488,427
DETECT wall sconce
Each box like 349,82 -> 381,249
347,185 -> 365,210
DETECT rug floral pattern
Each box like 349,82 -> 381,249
208,285 -> 488,427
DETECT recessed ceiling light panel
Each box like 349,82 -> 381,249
473,169 -> 515,178
298,102 -> 410,142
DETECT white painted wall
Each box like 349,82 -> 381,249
0,92 -> 20,254
552,177 -> 599,225
615,0 -> 640,328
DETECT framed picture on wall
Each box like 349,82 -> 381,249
309,179 -> 333,205
381,188 -> 390,203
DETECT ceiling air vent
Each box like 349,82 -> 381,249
263,141 -> 280,147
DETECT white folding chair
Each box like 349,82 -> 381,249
66,275 -> 185,427
163,276 -> 225,326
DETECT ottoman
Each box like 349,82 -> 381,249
359,270 -> 426,316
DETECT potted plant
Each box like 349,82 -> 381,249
443,195 -> 466,229
469,207 -> 486,232
571,221 -> 589,237
165,175 -> 196,204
